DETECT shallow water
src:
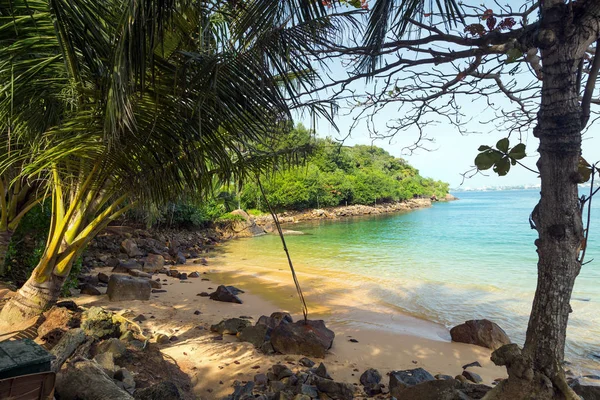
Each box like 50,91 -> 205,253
218,190 -> 600,375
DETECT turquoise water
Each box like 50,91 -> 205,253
222,190 -> 600,373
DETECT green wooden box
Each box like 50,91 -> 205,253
0,339 -> 55,379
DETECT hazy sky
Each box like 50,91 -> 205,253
299,44 -> 600,190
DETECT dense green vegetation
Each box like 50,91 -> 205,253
240,126 -> 449,211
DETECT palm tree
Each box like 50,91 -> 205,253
0,0 -> 337,324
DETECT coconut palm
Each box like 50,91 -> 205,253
0,0 -> 339,324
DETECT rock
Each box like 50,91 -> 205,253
189,271 -> 200,278
121,238 -> 143,257
450,319 -> 511,350
273,364 -> 294,380
134,381 -> 183,400
238,324 -> 270,347
210,318 -> 252,335
79,283 -> 101,295
168,270 -> 179,277
389,368 -> 435,397
360,368 -> 382,386
298,384 -> 318,398
155,334 -> 170,344
391,379 -> 465,400
462,370 -> 483,383
98,272 -> 110,284
128,269 -> 152,278
143,254 -> 165,272
113,260 -> 142,273
435,374 -> 454,380
93,352 -> 115,378
209,285 -> 243,304
228,381 -> 255,400
149,280 -> 161,289
55,300 -> 79,311
115,368 -> 136,389
254,373 -> 268,387
178,272 -> 187,280
229,209 -> 266,237
316,379 -> 355,400
38,306 -> 80,343
107,275 -> 151,301
270,320 -> 335,358
197,292 -> 210,297
454,375 -> 468,384
97,338 -> 127,358
56,359 -> 132,400
298,357 -> 315,368
315,363 -> 332,379
572,383 -> 600,400
175,251 -> 186,265
462,361 -> 482,369
81,306 -> 120,339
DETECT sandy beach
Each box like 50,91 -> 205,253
75,257 -> 507,399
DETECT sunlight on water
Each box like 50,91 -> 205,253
219,190 -> 600,374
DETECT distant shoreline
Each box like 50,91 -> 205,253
251,194 -> 457,228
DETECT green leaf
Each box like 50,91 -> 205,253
505,48 -> 521,64
474,150 -> 502,170
508,143 -> 526,160
493,156 -> 511,176
496,138 -> 509,153
578,156 -> 593,183
478,145 -> 491,151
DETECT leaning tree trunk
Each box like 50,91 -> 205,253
486,14 -> 588,400
0,229 -> 14,275
0,271 -> 65,326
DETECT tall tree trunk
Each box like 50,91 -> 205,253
486,14 -> 588,400
0,229 -> 14,275
0,271 -> 65,325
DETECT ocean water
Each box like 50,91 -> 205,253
219,190 -> 600,373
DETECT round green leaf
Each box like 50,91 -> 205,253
496,138 -> 509,153
475,150 -> 502,170
493,156 -> 511,176
508,143 -> 526,160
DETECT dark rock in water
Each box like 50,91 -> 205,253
238,324 -> 270,348
389,368 -> 435,397
315,363 -> 332,379
134,381 -> 184,400
112,259 -> 142,273
462,370 -> 483,383
80,283 -> 101,296
98,272 -> 110,284
298,357 -> 315,368
107,275 -> 151,301
572,383 -> 600,400
209,285 -> 243,304
316,378 -> 355,400
197,292 -> 210,297
270,319 -> 334,358
210,318 -> 252,334
450,319 -> 511,350
462,361 -> 482,369
81,306 -> 120,339
188,271 -> 200,278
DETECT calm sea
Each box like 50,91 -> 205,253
219,189 -> 600,373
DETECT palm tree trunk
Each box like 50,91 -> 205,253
0,270 -> 65,324
0,229 -> 14,275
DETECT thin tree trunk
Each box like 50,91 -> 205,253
0,271 -> 65,324
0,229 -> 14,275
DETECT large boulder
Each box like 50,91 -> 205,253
238,324 -> 270,347
210,318 -> 252,335
107,275 -> 151,302
572,383 -> 600,400
450,319 -> 511,350
389,368 -> 435,398
121,238 -> 143,257
209,285 -> 243,304
270,320 -> 334,358
360,368 -> 383,395
55,359 -> 132,400
143,254 -> 165,272
229,209 -> 266,237
315,378 -> 355,400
